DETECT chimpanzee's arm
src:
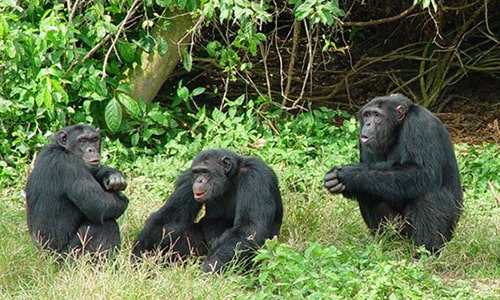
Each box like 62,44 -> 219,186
93,166 -> 128,191
333,160 -> 439,204
65,164 -> 128,222
132,171 -> 202,257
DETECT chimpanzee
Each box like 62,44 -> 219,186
324,94 -> 463,253
132,149 -> 283,273
25,124 -> 129,257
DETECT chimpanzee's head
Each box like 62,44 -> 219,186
358,94 -> 412,154
54,124 -> 101,170
190,149 -> 239,203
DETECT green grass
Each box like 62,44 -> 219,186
0,112 -> 498,299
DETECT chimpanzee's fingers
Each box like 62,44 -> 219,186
328,183 -> 345,194
105,173 -> 127,191
324,169 -> 339,182
324,178 -> 339,189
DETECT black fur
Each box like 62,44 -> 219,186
25,124 -> 129,257
324,94 -> 463,253
132,149 -> 283,272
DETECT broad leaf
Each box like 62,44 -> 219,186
105,98 -> 122,133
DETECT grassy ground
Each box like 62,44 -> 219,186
0,137 -> 498,299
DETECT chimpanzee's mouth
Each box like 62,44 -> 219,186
86,159 -> 100,166
194,191 -> 208,199
360,135 -> 370,143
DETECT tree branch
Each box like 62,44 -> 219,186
101,0 -> 142,80
341,6 -> 417,27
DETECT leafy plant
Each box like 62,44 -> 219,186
289,0 -> 345,26
0,1 -> 134,171
200,0 -> 272,79
0,0 -> 209,170
252,240 -> 474,299
457,143 -> 500,192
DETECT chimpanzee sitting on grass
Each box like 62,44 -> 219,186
25,124 -> 129,257
132,149 -> 283,273
324,94 -> 463,254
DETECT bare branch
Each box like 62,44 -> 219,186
101,0 -> 142,80
342,6 -> 417,27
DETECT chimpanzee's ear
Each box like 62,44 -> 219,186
221,156 -> 233,174
396,105 -> 406,121
56,131 -> 68,149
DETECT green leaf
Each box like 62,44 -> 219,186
255,33 -> 267,41
177,86 -> 189,101
186,0 -> 197,11
105,98 -> 122,133
130,132 -> 139,146
181,47 -> 192,72
177,0 -> 187,9
191,87 -> 206,97
141,35 -> 155,53
294,2 -> 314,20
206,41 -> 221,57
157,37 -> 168,56
0,17 -> 9,39
155,0 -> 172,7
116,41 -> 136,63
50,79 -> 69,104
117,93 -> 141,117
191,87 -> 206,96
36,77 -> 53,111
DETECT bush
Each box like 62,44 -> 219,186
252,240 -> 475,299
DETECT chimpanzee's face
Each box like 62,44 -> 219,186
359,102 -> 405,154
56,125 -> 101,170
190,155 -> 232,203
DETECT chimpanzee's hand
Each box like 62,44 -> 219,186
103,172 -> 128,191
324,167 -> 345,194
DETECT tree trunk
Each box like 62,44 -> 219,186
125,12 -> 196,104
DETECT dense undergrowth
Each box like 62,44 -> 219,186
0,105 -> 498,299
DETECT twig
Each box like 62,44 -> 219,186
273,0 -> 286,104
259,38 -> 273,103
68,34 -> 112,72
283,20 -> 300,106
291,21 -> 314,108
67,0 -> 81,23
178,13 -> 204,59
102,0 -> 142,80
341,6 -> 417,27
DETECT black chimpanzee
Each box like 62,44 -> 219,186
324,94 -> 463,253
25,124 -> 129,257
132,149 -> 283,273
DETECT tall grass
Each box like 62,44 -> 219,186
0,109 -> 498,299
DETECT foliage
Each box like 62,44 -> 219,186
252,240 -> 476,299
0,1 -> 129,177
457,143 -> 500,193
290,0 -> 345,26
1,0 -> 497,167
0,0 -> 202,177
200,0 -> 273,79
0,0 -> 348,168
188,0 -> 498,111
4,0 -> 493,177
